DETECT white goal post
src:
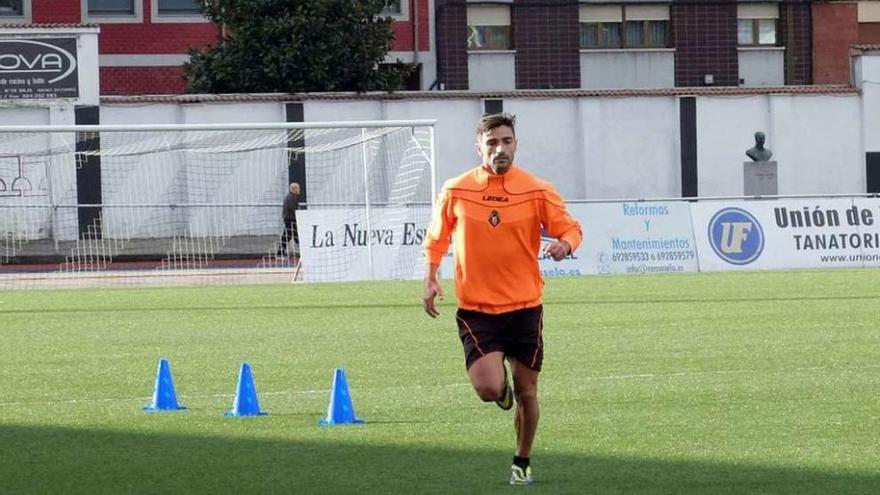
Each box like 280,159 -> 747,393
0,120 -> 436,289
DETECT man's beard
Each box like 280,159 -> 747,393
491,156 -> 511,173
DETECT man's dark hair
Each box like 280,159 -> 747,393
476,112 -> 516,136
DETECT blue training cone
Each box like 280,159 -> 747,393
224,362 -> 268,417
143,358 -> 187,412
319,368 -> 365,426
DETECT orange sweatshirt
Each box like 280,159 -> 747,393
424,165 -> 583,314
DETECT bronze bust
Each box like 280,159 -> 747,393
746,131 -> 773,162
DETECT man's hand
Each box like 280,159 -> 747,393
423,277 -> 444,318
543,240 -> 571,261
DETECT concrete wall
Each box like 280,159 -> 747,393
855,50 -> 880,153
302,97 -> 680,201
1,88 -> 870,206
697,93 -> 863,196
3,88 -> 868,212
576,97 -> 680,199
5,52 -> 880,244
301,91 -> 865,200
467,52 -> 516,91
0,106 -> 78,241
100,102 -> 290,239
77,30 -> 100,105
305,98 -> 484,188
580,50 -> 675,89
738,48 -> 785,86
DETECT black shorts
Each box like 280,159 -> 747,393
455,305 -> 544,372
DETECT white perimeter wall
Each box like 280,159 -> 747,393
300,92 -> 865,200
100,103 -> 289,239
2,92 -> 872,204
856,53 -> 880,153
304,97 -> 682,200
697,94 -> 863,196
3,52 -> 880,243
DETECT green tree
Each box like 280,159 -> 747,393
184,0 -> 412,93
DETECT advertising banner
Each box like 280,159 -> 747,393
559,202 -> 699,275
297,207 -> 430,282
850,198 -> 880,267
0,38 -> 79,99
299,197 -> 880,282
298,201 -> 701,281
691,199 -> 880,271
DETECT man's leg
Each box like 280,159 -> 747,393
466,351 -> 506,402
278,219 -> 292,255
510,358 -> 539,458
290,220 -> 300,255
457,310 -> 511,408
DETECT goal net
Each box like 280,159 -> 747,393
0,120 -> 436,290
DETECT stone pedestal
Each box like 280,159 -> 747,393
743,161 -> 777,196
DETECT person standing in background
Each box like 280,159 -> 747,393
277,182 -> 301,258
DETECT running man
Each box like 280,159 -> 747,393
422,112 -> 583,485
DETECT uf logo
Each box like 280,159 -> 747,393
708,207 -> 764,265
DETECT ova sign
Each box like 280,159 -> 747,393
0,38 -> 79,98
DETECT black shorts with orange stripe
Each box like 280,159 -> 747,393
455,305 -> 544,371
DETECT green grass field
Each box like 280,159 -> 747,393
1,269 -> 879,494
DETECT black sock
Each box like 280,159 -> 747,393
513,456 -> 530,469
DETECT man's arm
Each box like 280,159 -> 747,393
422,190 -> 455,317
423,262 -> 443,318
543,239 -> 572,262
541,185 -> 583,261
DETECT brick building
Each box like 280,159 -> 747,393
437,0 -> 880,90
0,0 -> 877,94
0,0 -> 433,94
813,0 -> 880,83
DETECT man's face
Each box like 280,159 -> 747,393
476,125 -> 517,174
290,184 -> 300,195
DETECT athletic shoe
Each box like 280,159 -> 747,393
509,464 -> 533,485
495,361 -> 514,411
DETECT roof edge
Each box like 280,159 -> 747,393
0,23 -> 100,30
100,85 -> 859,104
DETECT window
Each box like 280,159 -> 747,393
467,5 -> 512,50
580,4 -> 669,49
380,0 -> 409,20
0,0 -> 32,22
383,0 -> 402,15
860,2 -> 880,23
88,0 -> 134,15
83,0 -> 142,23
157,0 -> 199,15
0,0 -> 23,16
580,5 -> 621,48
152,0 -> 205,22
737,4 -> 778,46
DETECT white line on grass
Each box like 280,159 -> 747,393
0,389 -> 330,408
0,364 -> 877,408
0,384 -> 469,408
596,364 -> 880,381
